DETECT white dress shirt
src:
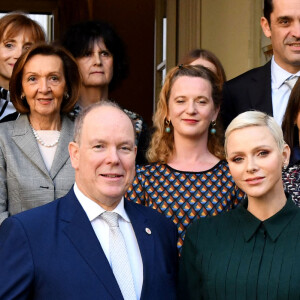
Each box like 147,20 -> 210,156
74,183 -> 143,299
36,130 -> 60,171
271,56 -> 300,125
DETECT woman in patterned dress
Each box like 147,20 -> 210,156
282,77 -> 300,206
126,65 -> 244,252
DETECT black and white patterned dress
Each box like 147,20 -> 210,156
0,87 -> 16,120
283,164 -> 300,207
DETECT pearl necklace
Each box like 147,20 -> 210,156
30,126 -> 61,147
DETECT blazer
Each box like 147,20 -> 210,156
221,61 -> 272,129
0,114 -> 75,224
0,188 -> 178,300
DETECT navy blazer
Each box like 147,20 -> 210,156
221,61 -> 272,129
0,188 -> 178,300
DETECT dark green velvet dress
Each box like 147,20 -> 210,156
178,196 -> 300,300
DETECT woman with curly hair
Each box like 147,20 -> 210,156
126,65 -> 244,252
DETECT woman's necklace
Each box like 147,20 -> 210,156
30,125 -> 61,147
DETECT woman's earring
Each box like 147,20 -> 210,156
210,120 -> 216,134
64,92 -> 70,99
165,119 -> 171,133
21,93 -> 25,101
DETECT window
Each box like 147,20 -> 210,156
154,0 -> 177,110
0,13 -> 54,41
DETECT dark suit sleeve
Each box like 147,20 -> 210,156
0,217 -> 34,299
221,63 -> 273,130
221,82 -> 236,130
170,218 -> 179,274
178,221 -> 202,300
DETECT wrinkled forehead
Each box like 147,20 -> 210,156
23,54 -> 64,72
82,106 -> 135,142
271,0 -> 300,17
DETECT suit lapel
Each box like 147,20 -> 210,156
249,61 -> 273,116
49,116 -> 73,179
125,200 -> 155,298
61,190 -> 123,299
11,114 -> 49,176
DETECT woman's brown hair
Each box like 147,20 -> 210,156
10,43 -> 81,114
0,12 -> 45,43
180,48 -> 226,88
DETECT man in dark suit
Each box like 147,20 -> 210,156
222,0 -> 300,129
0,101 -> 178,300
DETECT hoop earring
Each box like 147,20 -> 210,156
165,119 -> 171,133
21,93 -> 26,101
210,120 -> 216,134
64,92 -> 70,99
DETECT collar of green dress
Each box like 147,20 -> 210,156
235,194 -> 298,242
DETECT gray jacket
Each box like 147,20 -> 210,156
0,114 -> 75,224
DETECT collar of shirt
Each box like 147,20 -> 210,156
0,87 -> 9,101
271,56 -> 300,89
235,194 -> 298,242
73,183 -> 130,223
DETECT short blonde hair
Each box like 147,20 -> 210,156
225,111 -> 285,157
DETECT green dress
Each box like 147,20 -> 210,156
179,196 -> 300,299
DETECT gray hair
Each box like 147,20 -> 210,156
73,100 -> 136,144
225,111 -> 285,157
